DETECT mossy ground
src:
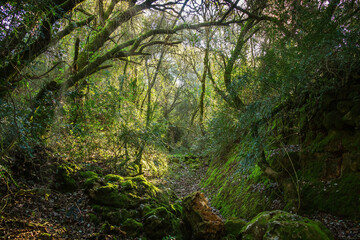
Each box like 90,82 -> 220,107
301,173 -> 360,219
202,146 -> 283,220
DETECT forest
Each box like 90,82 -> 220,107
0,0 -> 359,239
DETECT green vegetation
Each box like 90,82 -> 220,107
241,210 -> 334,240
1,0 -> 359,239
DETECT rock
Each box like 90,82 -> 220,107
88,174 -> 159,208
143,206 -> 179,240
100,221 -> 126,237
224,218 -> 247,237
122,218 -> 143,236
104,174 -> 124,182
54,164 -> 77,192
80,171 -> 100,191
182,192 -> 224,240
241,210 -> 334,240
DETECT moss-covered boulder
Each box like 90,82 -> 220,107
182,191 -> 224,240
143,206 -> 180,240
100,221 -> 126,237
88,174 -> 159,208
122,218 -> 143,236
80,171 -> 100,191
224,218 -> 247,237
241,210 -> 333,240
54,164 -> 78,192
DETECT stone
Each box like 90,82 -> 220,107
241,210 -> 334,240
224,218 -> 247,237
182,192 -> 224,240
88,174 -> 159,208
143,206 -> 179,240
54,164 -> 77,192
122,218 -> 143,236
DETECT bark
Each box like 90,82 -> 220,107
223,20 -> 257,110
76,0 -> 157,69
0,0 -> 87,99
199,32 -> 209,135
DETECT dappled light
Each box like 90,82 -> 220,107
1,0 -> 360,239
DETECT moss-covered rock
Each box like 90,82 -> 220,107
89,182 -> 130,207
92,204 -> 140,226
124,175 -> 159,197
182,192 -> 224,240
54,164 -> 77,192
202,157 -> 281,220
122,218 -> 143,236
88,174 -> 159,208
170,203 -> 182,217
80,171 -> 98,178
301,173 -> 360,219
143,206 -> 180,240
81,171 -> 100,191
86,173 -> 184,239
157,187 -> 179,204
104,174 -> 124,182
241,210 -> 333,240
100,221 -> 126,236
224,218 -> 247,237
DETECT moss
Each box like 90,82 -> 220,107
89,174 -> 160,208
241,210 -> 333,240
170,203 -> 182,217
121,179 -> 136,190
88,213 -> 98,224
157,188 -> 179,204
224,218 -> 247,236
104,174 -> 124,182
122,218 -> 143,234
39,233 -> 52,239
83,172 -> 100,191
143,206 -> 180,240
301,173 -> 360,219
203,158 -> 279,220
140,204 -> 153,216
80,171 -> 98,179
100,222 -> 126,236
300,154 -> 325,181
92,204 -> 103,213
124,175 -> 160,197
56,164 -> 77,192
89,182 -> 131,207
145,206 -> 171,218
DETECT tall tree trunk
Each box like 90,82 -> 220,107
199,29 -> 210,135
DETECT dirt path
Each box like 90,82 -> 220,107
158,157 -> 208,198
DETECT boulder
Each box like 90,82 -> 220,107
182,192 -> 224,240
143,206 -> 179,239
54,164 -> 77,192
241,210 -> 334,240
224,218 -> 247,237
122,218 -> 143,236
88,174 -> 159,208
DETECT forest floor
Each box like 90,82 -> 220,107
1,155 -> 359,239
